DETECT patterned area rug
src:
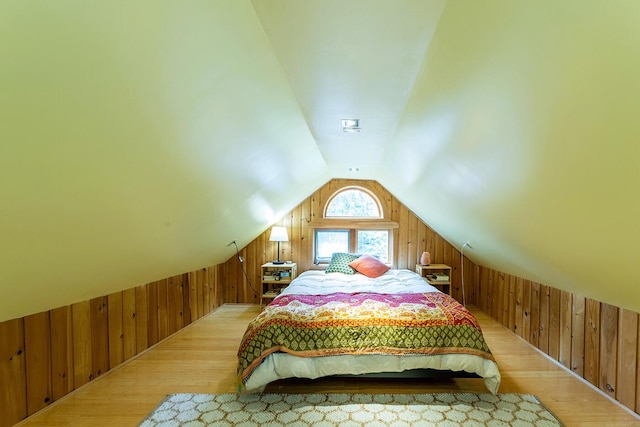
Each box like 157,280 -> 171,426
138,393 -> 564,427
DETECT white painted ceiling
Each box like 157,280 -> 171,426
1,0 -> 639,321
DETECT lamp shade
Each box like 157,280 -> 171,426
269,226 -> 289,242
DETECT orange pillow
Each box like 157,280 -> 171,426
349,254 -> 390,278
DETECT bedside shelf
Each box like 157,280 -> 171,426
261,262 -> 297,309
415,263 -> 452,295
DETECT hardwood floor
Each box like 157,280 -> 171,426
15,304 -> 640,426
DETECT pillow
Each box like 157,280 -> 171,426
349,254 -> 390,278
325,252 -> 360,274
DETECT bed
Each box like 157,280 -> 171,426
237,263 -> 501,394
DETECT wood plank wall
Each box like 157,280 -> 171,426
219,179 -> 475,306
4,177 -> 638,424
0,267 -> 222,427
477,266 -> 640,415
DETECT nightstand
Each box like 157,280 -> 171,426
415,263 -> 452,295
261,262 -> 297,309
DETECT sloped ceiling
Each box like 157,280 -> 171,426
1,0 -> 639,322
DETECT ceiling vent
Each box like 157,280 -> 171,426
342,118 -> 361,133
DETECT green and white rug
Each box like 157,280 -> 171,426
139,393 -> 564,427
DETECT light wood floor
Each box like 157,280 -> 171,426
16,304 -> 640,427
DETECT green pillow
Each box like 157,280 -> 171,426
325,253 -> 360,275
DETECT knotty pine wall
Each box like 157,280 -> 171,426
221,179 -> 476,305
4,177 -> 640,425
0,268 -> 223,427
476,266 -> 640,416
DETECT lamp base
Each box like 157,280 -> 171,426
272,260 -> 285,265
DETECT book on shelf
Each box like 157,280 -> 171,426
430,274 -> 450,282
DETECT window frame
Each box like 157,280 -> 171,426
314,228 -> 391,264
311,186 -> 397,266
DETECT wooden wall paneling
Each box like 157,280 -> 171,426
495,271 -> 505,326
187,272 -> 198,322
197,269 -> 205,319
490,271 -> 500,321
444,242 -> 457,300
89,296 -> 109,380
24,311 -> 52,415
485,269 -> 494,317
182,273 -> 192,326
166,276 -> 179,336
529,282 -> 540,347
538,285 -> 550,354
135,284 -> 149,354
299,200 -> 312,270
470,262 -> 478,305
389,197 -> 401,268
202,269 -> 211,316
122,288 -> 137,361
284,210 -> 295,261
220,260 -> 232,304
434,235 -> 445,268
478,267 -> 488,312
208,268 -> 217,311
617,309 -> 638,411
500,275 -> 510,330
236,242 -> 249,302
396,204 -> 409,269
157,279 -> 168,341
217,266 -> 225,308
509,276 -> 518,332
522,279 -> 532,342
548,287 -> 561,360
107,292 -> 124,370
210,267 -> 220,311
407,213 -> 419,274
584,298 -> 601,386
289,208 -> 300,266
193,270 -> 204,320
599,302 -> 618,398
0,318 -> 26,427
147,282 -> 159,346
571,296 -> 585,376
424,227 -> 436,265
229,257 -> 240,304
194,270 -> 203,320
49,306 -> 73,400
71,301 -> 92,388
416,221 -> 427,263
558,291 -> 573,368
205,267 -> 214,313
514,277 -> 524,338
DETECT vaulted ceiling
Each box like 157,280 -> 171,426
1,0 -> 639,322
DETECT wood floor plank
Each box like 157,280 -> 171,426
14,305 -> 640,427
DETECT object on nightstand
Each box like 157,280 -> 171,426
420,251 -> 431,265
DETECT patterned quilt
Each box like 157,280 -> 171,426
237,292 -> 496,389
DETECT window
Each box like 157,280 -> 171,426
315,230 -> 350,261
314,229 -> 390,263
325,188 -> 381,218
315,187 -> 391,264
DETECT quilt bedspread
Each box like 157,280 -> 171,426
237,292 -> 496,388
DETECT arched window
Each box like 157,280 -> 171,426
325,188 -> 382,218
315,187 -> 390,263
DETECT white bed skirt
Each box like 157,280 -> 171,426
243,352 -> 501,394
